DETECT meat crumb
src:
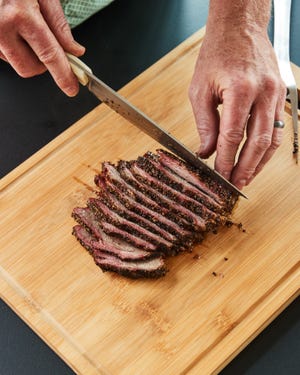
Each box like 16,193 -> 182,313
193,254 -> 201,260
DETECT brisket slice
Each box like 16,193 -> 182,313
134,156 -> 224,224
94,173 -> 196,242
127,161 -> 216,231
72,225 -> 166,278
72,224 -> 154,260
98,162 -> 199,232
90,190 -> 177,243
72,206 -> 157,252
87,197 -> 174,255
94,253 -> 167,279
156,149 -> 238,210
114,161 -> 206,231
142,151 -> 225,214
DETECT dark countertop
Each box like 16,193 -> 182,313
1,1 -> 299,374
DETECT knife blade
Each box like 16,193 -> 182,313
67,53 -> 247,199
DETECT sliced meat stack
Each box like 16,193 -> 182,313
72,149 -> 239,278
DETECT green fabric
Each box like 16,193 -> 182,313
61,0 -> 114,28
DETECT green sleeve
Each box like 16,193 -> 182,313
61,0 -> 115,28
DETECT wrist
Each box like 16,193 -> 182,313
206,0 -> 271,36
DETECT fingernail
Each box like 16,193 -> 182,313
218,170 -> 231,180
197,143 -> 208,158
72,40 -> 85,53
235,179 -> 247,189
65,85 -> 79,97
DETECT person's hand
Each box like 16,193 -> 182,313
0,0 -> 85,96
189,24 -> 286,190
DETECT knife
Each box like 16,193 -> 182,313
273,0 -> 299,163
67,53 -> 247,199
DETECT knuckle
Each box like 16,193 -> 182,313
235,78 -> 256,93
230,77 -> 256,99
16,63 -> 45,78
240,166 -> 256,180
253,133 -> 272,150
262,75 -> 280,95
38,46 -> 59,65
197,123 -> 211,135
271,133 -> 283,150
3,7 -> 25,26
56,16 -> 71,34
221,128 -> 244,146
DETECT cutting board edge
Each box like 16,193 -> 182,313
0,274 -> 108,375
216,291 -> 299,375
1,24 -> 300,375
214,273 -> 300,374
183,262 -> 300,374
1,263 -> 299,375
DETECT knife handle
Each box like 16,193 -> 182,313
66,53 -> 92,86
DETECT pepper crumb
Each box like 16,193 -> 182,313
237,222 -> 246,232
212,271 -> 217,277
224,257 -> 228,261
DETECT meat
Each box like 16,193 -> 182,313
72,149 -> 239,278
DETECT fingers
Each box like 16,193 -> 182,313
238,86 -> 286,184
230,82 -> 286,189
0,0 -> 85,96
0,33 -> 46,77
19,14 -> 80,96
189,83 -> 220,158
214,87 -> 253,180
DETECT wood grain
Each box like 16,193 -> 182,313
0,27 -> 299,375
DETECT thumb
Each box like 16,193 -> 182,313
189,85 -> 219,158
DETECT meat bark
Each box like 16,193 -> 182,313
72,149 -> 239,278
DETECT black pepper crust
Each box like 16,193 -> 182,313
72,149 -> 239,279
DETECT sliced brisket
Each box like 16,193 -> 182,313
142,151 -> 225,214
72,206 -> 158,252
72,224 -> 153,260
94,253 -> 167,279
73,225 -> 166,278
99,162 -> 198,232
156,149 -> 238,210
116,161 -> 207,231
95,172 -> 195,241
87,197 -> 174,254
72,149 -> 239,279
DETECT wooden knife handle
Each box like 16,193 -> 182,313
66,53 -> 92,86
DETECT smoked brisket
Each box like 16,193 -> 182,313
72,149 -> 239,278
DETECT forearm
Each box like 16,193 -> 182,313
206,0 -> 272,35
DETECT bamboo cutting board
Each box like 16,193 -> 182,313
0,28 -> 299,375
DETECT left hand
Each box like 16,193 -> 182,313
189,28 -> 286,189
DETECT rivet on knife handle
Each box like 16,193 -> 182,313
66,53 -> 92,86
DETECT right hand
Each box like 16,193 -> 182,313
0,0 -> 85,96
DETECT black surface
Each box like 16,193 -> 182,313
0,1 -> 299,374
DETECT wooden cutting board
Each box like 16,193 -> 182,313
0,28 -> 299,375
